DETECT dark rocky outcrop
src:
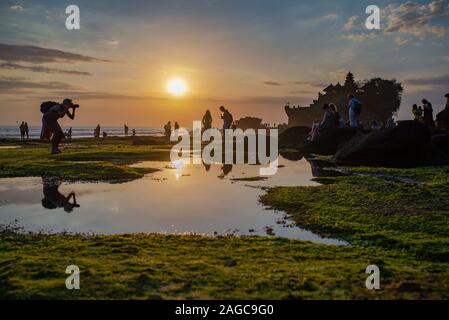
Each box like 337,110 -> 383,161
436,108 -> 449,130
431,134 -> 449,159
279,126 -> 311,148
335,121 -> 449,167
301,127 -> 363,155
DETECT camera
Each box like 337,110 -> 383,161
72,104 -> 80,109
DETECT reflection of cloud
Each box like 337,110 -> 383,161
383,0 -> 448,38
0,43 -> 111,64
404,74 -> 449,86
0,62 -> 91,76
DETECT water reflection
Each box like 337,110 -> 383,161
0,156 -> 347,245
41,178 -> 80,213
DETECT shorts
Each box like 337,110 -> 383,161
41,112 -> 64,140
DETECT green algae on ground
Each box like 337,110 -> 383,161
260,166 -> 449,262
0,137 -> 171,182
1,232 -> 448,299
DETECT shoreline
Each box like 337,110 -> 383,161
1,137 -> 448,299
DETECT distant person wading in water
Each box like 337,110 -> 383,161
24,122 -> 29,139
19,121 -> 25,140
220,106 -> 233,130
40,99 -> 79,154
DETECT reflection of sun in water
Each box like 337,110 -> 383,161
167,78 -> 188,96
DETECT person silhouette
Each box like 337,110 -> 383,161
19,121 -> 25,140
41,179 -> 80,213
24,122 -> 29,139
422,99 -> 434,127
202,110 -> 212,131
219,106 -> 233,130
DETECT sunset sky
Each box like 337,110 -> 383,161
1,0 -> 448,127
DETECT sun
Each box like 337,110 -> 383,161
167,78 -> 188,96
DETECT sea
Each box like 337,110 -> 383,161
0,125 -> 164,139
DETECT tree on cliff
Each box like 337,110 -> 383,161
285,73 -> 403,127
359,78 -> 403,121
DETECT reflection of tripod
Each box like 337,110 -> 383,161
41,178 -> 80,213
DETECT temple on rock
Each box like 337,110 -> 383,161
285,72 -> 403,128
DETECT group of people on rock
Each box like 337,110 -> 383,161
412,94 -> 449,129
309,93 -> 404,141
309,93 -> 366,141
412,99 -> 435,127
163,106 -> 235,138
18,121 -> 30,140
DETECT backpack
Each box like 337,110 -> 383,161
353,100 -> 362,115
40,101 -> 58,114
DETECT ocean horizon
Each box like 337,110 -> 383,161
0,125 -> 165,139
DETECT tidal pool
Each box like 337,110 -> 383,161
0,157 -> 347,245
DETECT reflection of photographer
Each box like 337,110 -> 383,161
41,179 -> 80,213
40,98 -> 79,154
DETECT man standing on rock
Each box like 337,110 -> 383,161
347,94 -> 362,128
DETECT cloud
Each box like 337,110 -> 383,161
443,55 -> 449,62
293,81 -> 328,88
404,74 -> 449,86
263,81 -> 282,86
0,77 -> 78,94
32,91 -> 153,101
394,36 -> 409,46
383,0 -> 448,38
287,90 -> 316,95
344,15 -> 359,31
320,13 -> 339,21
0,44 -> 111,64
9,5 -> 24,12
0,63 -> 91,76
106,40 -> 120,48
236,95 -> 311,106
341,33 -> 378,42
